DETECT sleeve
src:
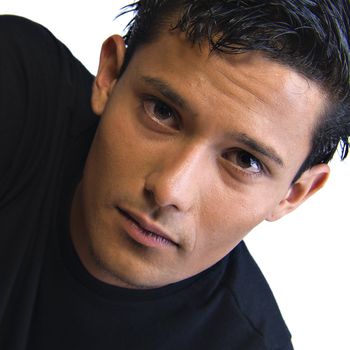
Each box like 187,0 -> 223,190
0,16 -> 97,349
0,15 -> 97,197
0,15 -> 29,179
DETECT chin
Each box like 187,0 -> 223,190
87,239 -> 184,289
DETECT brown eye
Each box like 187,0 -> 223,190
144,98 -> 180,129
237,151 -> 261,172
223,149 -> 263,174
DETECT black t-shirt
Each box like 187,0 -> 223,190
0,16 -> 293,350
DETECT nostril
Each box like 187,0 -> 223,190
143,146 -> 204,212
143,171 -> 184,210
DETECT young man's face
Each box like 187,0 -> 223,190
71,29 -> 328,289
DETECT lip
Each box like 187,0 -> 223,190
117,207 -> 178,248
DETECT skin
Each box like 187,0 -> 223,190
70,28 -> 330,289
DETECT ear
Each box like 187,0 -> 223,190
266,164 -> 330,222
91,35 -> 126,116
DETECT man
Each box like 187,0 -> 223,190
0,1 -> 349,349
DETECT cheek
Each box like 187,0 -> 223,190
93,113 -> 144,174
197,185 -> 280,248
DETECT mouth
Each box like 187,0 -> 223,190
116,207 -> 178,248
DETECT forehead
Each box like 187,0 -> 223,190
123,30 -> 326,171
129,29 -> 326,113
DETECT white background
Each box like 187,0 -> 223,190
1,1 -> 349,349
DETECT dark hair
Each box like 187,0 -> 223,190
120,0 -> 350,182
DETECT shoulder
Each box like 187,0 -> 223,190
0,15 -> 96,190
0,14 -> 95,132
0,15 -> 66,48
0,14 -> 50,34
0,15 -> 91,87
223,241 -> 293,350
0,15 -> 63,61
0,15 -> 78,109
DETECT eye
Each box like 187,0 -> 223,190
143,98 -> 180,129
223,149 -> 263,175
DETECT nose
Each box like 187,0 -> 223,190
144,143 -> 207,212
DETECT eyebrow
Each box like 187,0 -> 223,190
233,132 -> 285,167
141,76 -> 191,111
141,76 -> 284,167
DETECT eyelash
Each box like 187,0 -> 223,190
139,95 -> 266,179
